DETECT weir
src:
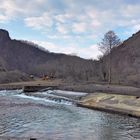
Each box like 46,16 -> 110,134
23,85 -> 58,92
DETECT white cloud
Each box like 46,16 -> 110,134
1,0 -> 139,37
0,1 -> 17,22
33,40 -> 101,59
0,15 -> 8,22
55,13 -> 73,23
1,0 -> 140,59
0,0 -> 47,22
47,34 -> 71,39
25,12 -> 53,29
121,4 -> 140,18
56,23 -> 69,34
133,24 -> 140,31
72,22 -> 87,33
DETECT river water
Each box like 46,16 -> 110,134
0,90 -> 140,140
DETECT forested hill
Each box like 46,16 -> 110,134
0,29 -> 140,87
100,31 -> 140,87
0,29 -> 99,83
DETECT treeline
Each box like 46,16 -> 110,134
29,56 -> 101,82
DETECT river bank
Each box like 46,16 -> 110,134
0,79 -> 140,118
0,79 -> 140,96
78,93 -> 140,118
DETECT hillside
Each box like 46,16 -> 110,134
0,29 -> 99,83
0,29 -> 139,87
100,31 -> 140,87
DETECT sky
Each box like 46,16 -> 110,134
0,0 -> 140,59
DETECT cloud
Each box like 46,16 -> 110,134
25,12 -> 53,29
121,4 -> 140,18
0,0 -> 140,59
133,24 -> 140,32
33,40 -> 101,59
0,1 -> 17,22
1,0 -> 139,35
72,22 -> 87,33
23,1 -> 140,37
56,23 -> 69,34
0,0 -> 48,22
55,13 -> 73,23
0,15 -> 8,23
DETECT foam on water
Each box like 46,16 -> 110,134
0,89 -> 22,96
53,90 -> 88,96
14,93 -> 73,105
41,90 -> 88,96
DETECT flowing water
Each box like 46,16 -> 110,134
0,90 -> 140,140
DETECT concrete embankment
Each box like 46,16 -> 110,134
77,93 -> 140,118
23,85 -> 58,92
0,80 -> 140,96
23,90 -> 88,105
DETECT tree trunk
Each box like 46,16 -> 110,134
108,44 -> 112,84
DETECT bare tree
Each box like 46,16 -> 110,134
99,30 -> 121,84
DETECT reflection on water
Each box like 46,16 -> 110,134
0,90 -> 140,140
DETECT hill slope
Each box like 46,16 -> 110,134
100,31 -> 140,87
0,29 -> 99,83
0,29 -> 140,87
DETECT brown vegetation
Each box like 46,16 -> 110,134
0,29 -> 139,87
99,31 -> 140,87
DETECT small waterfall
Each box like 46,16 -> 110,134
14,92 -> 75,105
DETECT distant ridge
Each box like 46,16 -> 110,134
0,29 -> 98,83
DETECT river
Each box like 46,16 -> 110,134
0,90 -> 140,140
